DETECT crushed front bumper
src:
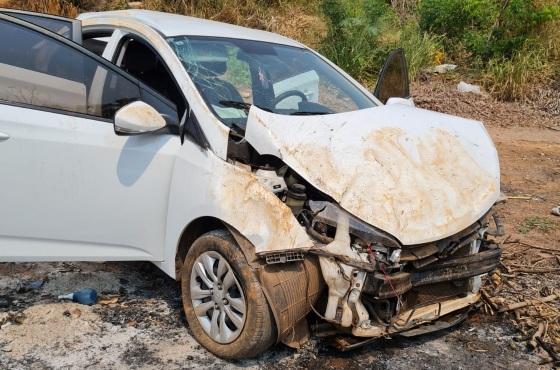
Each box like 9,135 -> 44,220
309,240 -> 501,339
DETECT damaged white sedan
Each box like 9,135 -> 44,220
0,9 -> 503,358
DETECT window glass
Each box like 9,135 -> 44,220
0,19 -> 140,120
83,37 -> 109,57
2,12 -> 73,39
168,36 -> 376,132
118,38 -> 185,116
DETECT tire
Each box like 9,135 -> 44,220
181,230 -> 276,359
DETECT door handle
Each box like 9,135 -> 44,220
0,132 -> 9,141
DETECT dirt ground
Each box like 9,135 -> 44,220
1,77 -> 559,369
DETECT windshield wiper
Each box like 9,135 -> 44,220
290,111 -> 329,116
219,100 -> 272,113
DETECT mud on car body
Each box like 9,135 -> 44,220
0,9 -> 502,359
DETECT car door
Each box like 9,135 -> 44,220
0,14 -> 180,262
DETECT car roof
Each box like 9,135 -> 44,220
78,10 -> 304,48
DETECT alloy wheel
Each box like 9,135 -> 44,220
190,251 -> 246,344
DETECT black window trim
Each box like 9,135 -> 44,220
112,30 -> 210,147
0,8 -> 82,44
0,13 -> 179,132
113,32 -> 188,116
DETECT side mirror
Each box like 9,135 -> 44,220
114,101 -> 167,135
386,97 -> 415,107
373,48 -> 410,105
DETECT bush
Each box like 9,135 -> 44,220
419,0 -> 560,60
483,45 -> 553,100
320,0 -> 442,84
320,0 -> 396,84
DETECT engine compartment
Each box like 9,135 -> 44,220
227,134 -> 503,338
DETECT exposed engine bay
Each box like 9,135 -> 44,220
227,134 -> 503,342
222,103 -> 504,346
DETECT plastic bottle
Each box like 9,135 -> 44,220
58,288 -> 98,305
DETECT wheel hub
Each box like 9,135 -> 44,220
190,250 -> 246,344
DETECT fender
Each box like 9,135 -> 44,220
156,145 -> 313,278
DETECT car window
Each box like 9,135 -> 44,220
0,10 -> 81,43
0,18 -> 140,120
83,37 -> 109,57
6,13 -> 72,38
168,36 -> 376,131
117,37 -> 186,117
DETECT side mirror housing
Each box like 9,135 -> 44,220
373,48 -> 410,105
386,97 -> 415,107
114,101 -> 167,135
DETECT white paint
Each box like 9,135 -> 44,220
78,10 -> 304,47
80,15 -> 231,160
386,97 -> 415,107
245,104 -> 500,245
0,105 -> 177,262
114,101 -> 167,134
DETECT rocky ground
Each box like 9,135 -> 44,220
1,77 -> 559,369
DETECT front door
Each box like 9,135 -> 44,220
0,14 -> 179,261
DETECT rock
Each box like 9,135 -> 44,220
457,81 -> 482,95
552,206 -> 560,217
432,64 -> 457,74
0,296 -> 11,309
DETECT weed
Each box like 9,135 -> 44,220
483,44 -> 554,101
320,0 -> 442,84
518,216 -> 558,234
9,0 -> 79,17
143,0 -> 326,48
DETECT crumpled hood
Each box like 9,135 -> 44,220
245,104 -> 500,245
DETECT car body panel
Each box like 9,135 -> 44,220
0,104 -> 177,261
78,10 -> 303,47
245,104 -> 500,245
156,146 -> 313,276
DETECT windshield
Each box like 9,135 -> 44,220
167,36 -> 376,131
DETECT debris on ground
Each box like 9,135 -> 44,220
58,288 -> 98,305
480,236 -> 560,366
430,64 -> 457,74
457,81 -> 483,95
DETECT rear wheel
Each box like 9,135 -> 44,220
181,230 -> 276,359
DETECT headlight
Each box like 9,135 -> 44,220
304,200 -> 401,249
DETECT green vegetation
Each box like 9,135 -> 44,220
518,216 -> 559,234
319,0 -> 560,97
417,0 -> 560,100
320,0 -> 442,86
6,0 -> 560,101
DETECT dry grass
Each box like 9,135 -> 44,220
3,0 -> 79,17
1,0 -> 327,47
482,47 -> 555,101
143,0 -> 326,47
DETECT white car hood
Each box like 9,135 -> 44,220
245,104 -> 500,245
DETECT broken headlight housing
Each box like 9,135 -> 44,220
300,200 -> 402,265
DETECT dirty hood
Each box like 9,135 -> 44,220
245,104 -> 500,245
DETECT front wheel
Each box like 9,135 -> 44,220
181,230 -> 276,359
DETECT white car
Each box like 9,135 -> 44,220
0,9 -> 503,358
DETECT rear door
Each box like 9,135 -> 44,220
0,14 -> 180,262
0,8 -> 82,43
